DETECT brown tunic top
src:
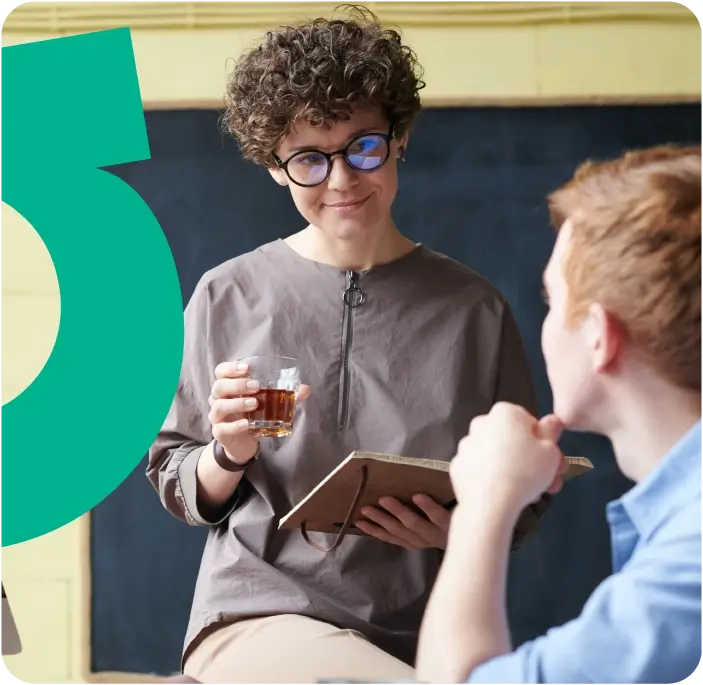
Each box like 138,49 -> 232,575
147,239 -> 537,666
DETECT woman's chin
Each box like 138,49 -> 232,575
320,219 -> 378,242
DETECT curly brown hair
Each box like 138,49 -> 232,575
222,5 -> 425,166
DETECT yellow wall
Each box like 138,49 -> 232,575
103,21 -> 703,105
1,2 -> 700,682
1,204 -> 60,405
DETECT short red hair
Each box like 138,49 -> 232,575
548,144 -> 701,392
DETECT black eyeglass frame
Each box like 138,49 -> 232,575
271,124 -> 395,188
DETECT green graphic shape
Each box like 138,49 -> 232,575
2,29 -> 184,546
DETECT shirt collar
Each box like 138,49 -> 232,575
615,420 -> 701,541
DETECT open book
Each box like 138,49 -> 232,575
279,451 -> 594,552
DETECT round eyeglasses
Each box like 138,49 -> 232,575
272,125 -> 394,188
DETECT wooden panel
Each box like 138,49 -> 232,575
3,520 -> 85,582
2,579 -> 71,683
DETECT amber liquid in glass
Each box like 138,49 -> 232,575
248,388 -> 296,437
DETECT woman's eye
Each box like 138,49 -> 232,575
356,137 -> 379,153
295,153 -> 325,166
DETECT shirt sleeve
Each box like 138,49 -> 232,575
468,509 -> 702,683
492,301 -> 546,549
146,276 -> 244,526
492,302 -> 539,416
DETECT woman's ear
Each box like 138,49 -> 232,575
268,167 -> 289,187
396,130 -> 410,161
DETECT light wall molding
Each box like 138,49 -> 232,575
3,2 -> 697,33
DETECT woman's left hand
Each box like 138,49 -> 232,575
355,494 -> 451,550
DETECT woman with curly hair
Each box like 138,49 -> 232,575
148,7 -> 537,683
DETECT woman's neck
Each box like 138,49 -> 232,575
285,223 -> 417,271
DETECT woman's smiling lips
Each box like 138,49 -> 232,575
324,195 -> 370,213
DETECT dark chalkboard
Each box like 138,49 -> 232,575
92,103 -> 701,675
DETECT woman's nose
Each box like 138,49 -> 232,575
326,155 -> 359,191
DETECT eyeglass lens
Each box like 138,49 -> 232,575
286,133 -> 389,186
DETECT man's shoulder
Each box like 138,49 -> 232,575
629,495 -> 702,574
658,494 -> 702,541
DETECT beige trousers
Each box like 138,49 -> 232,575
183,615 -> 417,684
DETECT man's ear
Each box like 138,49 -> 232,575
586,303 -> 625,374
268,166 -> 289,187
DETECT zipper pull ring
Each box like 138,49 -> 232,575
343,271 -> 365,308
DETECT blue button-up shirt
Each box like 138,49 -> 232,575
469,421 -> 701,684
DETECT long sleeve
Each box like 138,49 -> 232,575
493,301 -> 548,550
493,302 -> 539,416
467,503 -> 702,683
146,276 -> 244,526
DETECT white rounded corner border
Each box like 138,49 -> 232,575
0,0 -> 29,29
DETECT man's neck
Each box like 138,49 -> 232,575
285,223 -> 416,271
607,379 -> 701,483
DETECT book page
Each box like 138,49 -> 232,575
353,451 -> 450,471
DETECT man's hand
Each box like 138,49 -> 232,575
355,494 -> 451,550
450,403 -> 567,515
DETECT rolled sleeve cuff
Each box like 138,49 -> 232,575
176,445 -> 243,526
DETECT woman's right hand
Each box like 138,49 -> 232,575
207,360 -> 262,465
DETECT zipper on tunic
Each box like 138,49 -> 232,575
339,270 -> 364,430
